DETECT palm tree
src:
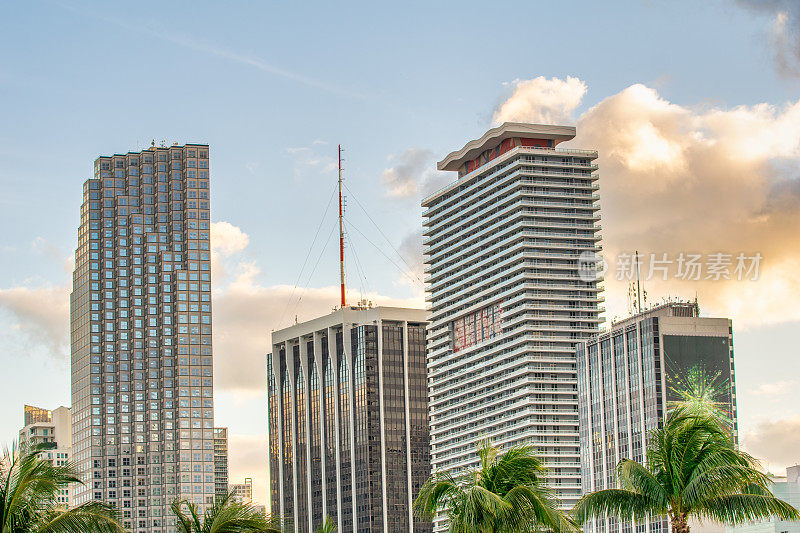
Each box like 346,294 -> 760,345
0,443 -> 123,533
171,492 -> 285,532
414,439 -> 576,533
315,516 -> 336,532
572,408 -> 800,533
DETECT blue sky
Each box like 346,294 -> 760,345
2,0 -> 800,504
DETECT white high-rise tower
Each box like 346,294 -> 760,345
422,123 -> 603,518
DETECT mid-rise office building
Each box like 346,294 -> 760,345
267,306 -> 432,533
70,143 -> 214,532
422,123 -> 602,520
577,301 -> 738,533
19,405 -> 72,507
213,427 -> 229,502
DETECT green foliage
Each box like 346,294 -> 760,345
414,439 -> 576,532
0,443 -> 123,533
572,409 -> 800,533
171,491 -> 286,533
315,516 -> 336,533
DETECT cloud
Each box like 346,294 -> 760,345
382,148 -> 449,199
228,433 -> 269,507
736,0 -> 800,79
284,145 -> 337,180
0,285 -> 69,357
30,237 -> 73,274
396,229 -> 425,291
742,415 -> 800,472
748,380 -> 796,397
213,266 -> 422,393
212,222 -> 250,257
559,83 -> 800,327
209,222 -> 423,393
492,76 -> 587,125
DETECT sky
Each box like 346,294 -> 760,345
2,0 -> 800,507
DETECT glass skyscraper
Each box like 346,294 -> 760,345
70,143 -> 214,533
267,306 -> 432,533
422,123 -> 603,526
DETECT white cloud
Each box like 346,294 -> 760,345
284,145 -> 337,179
747,380 -> 797,397
212,221 -> 250,257
0,285 -> 69,358
228,433 -> 269,507
381,148 -> 449,199
560,83 -> 800,327
742,415 -> 800,473
492,76 -> 587,125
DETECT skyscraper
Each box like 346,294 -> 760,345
70,143 -> 214,533
213,427 -> 229,503
576,301 -> 737,533
267,306 -> 432,533
422,123 -> 602,518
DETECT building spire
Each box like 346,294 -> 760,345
338,144 -> 346,308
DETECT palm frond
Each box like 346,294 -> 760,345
616,460 -> 669,509
36,502 -> 123,533
572,489 -> 666,524
698,492 -> 800,524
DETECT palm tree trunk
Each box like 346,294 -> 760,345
671,512 -> 690,533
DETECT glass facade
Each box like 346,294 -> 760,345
576,303 -> 736,533
308,341 -> 323,526
266,308 -> 432,532
70,145 -> 213,533
267,357 -> 280,514
323,338 -> 338,524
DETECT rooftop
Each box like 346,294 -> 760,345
437,122 -> 576,171
271,305 -> 427,345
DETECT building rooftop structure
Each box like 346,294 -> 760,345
437,122 -> 578,171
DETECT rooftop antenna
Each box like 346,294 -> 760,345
338,144 -> 346,308
635,250 -> 643,313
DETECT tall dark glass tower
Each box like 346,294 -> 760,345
267,306 -> 432,533
70,143 -> 214,533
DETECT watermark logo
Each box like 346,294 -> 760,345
613,252 -> 762,282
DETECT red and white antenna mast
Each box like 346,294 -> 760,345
338,144 -> 346,308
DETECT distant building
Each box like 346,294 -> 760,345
213,428 -> 229,502
24,404 -> 54,426
230,478 -> 253,504
19,405 -> 72,507
267,306 -> 432,532
577,301 -> 738,533
725,465 -> 800,533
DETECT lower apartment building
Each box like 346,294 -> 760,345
19,405 -> 72,507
